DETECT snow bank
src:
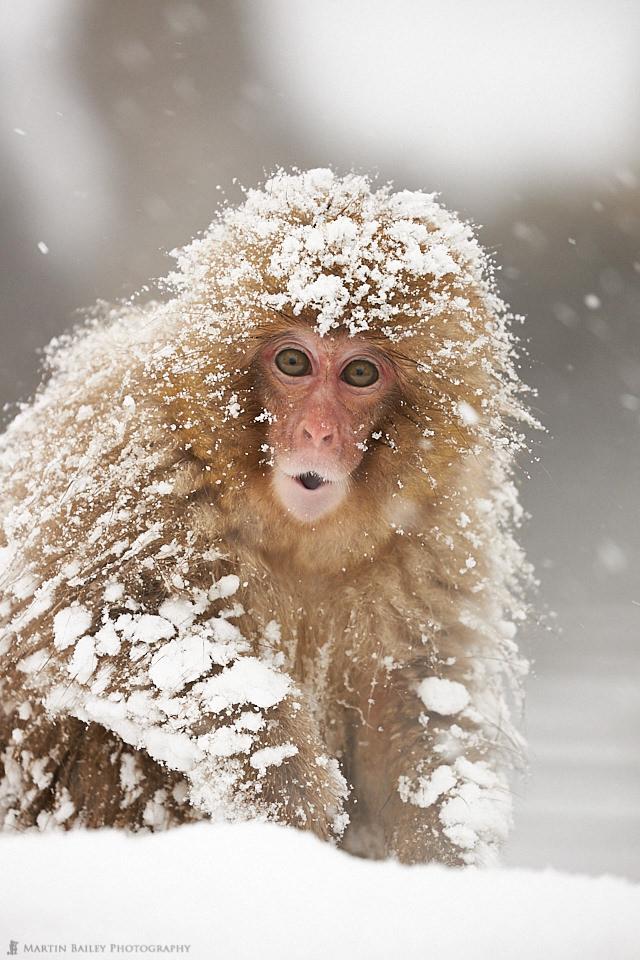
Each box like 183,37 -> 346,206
2,823 -> 638,959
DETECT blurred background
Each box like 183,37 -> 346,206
0,0 -> 638,879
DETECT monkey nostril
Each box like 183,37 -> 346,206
302,424 -> 333,447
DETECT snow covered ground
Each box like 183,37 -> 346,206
2,601 -> 638,958
3,598 -> 639,960
2,822 -> 639,959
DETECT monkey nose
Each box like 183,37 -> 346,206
302,423 -> 334,448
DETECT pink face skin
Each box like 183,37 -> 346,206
260,328 -> 396,522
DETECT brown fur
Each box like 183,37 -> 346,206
0,170 -> 531,864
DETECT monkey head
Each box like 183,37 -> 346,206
255,327 -> 397,521
154,169 -> 526,539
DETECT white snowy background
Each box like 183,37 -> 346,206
0,0 -> 639,954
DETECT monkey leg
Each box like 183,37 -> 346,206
1,693 -> 349,840
342,674 -> 512,866
0,707 -> 200,831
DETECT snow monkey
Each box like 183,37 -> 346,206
0,169 -> 533,865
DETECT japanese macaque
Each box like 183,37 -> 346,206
0,169 -> 533,865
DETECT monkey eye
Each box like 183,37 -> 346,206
341,358 -> 379,388
275,348 -> 311,377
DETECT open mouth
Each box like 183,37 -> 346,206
297,472 -> 325,490
273,466 -> 347,521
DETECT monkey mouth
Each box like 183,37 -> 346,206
273,466 -> 348,521
297,472 -> 325,490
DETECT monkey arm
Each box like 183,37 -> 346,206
343,653 -> 519,867
0,563 -> 348,837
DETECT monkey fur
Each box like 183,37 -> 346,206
0,169 -> 533,865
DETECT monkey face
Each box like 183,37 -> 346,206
257,328 -> 397,522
